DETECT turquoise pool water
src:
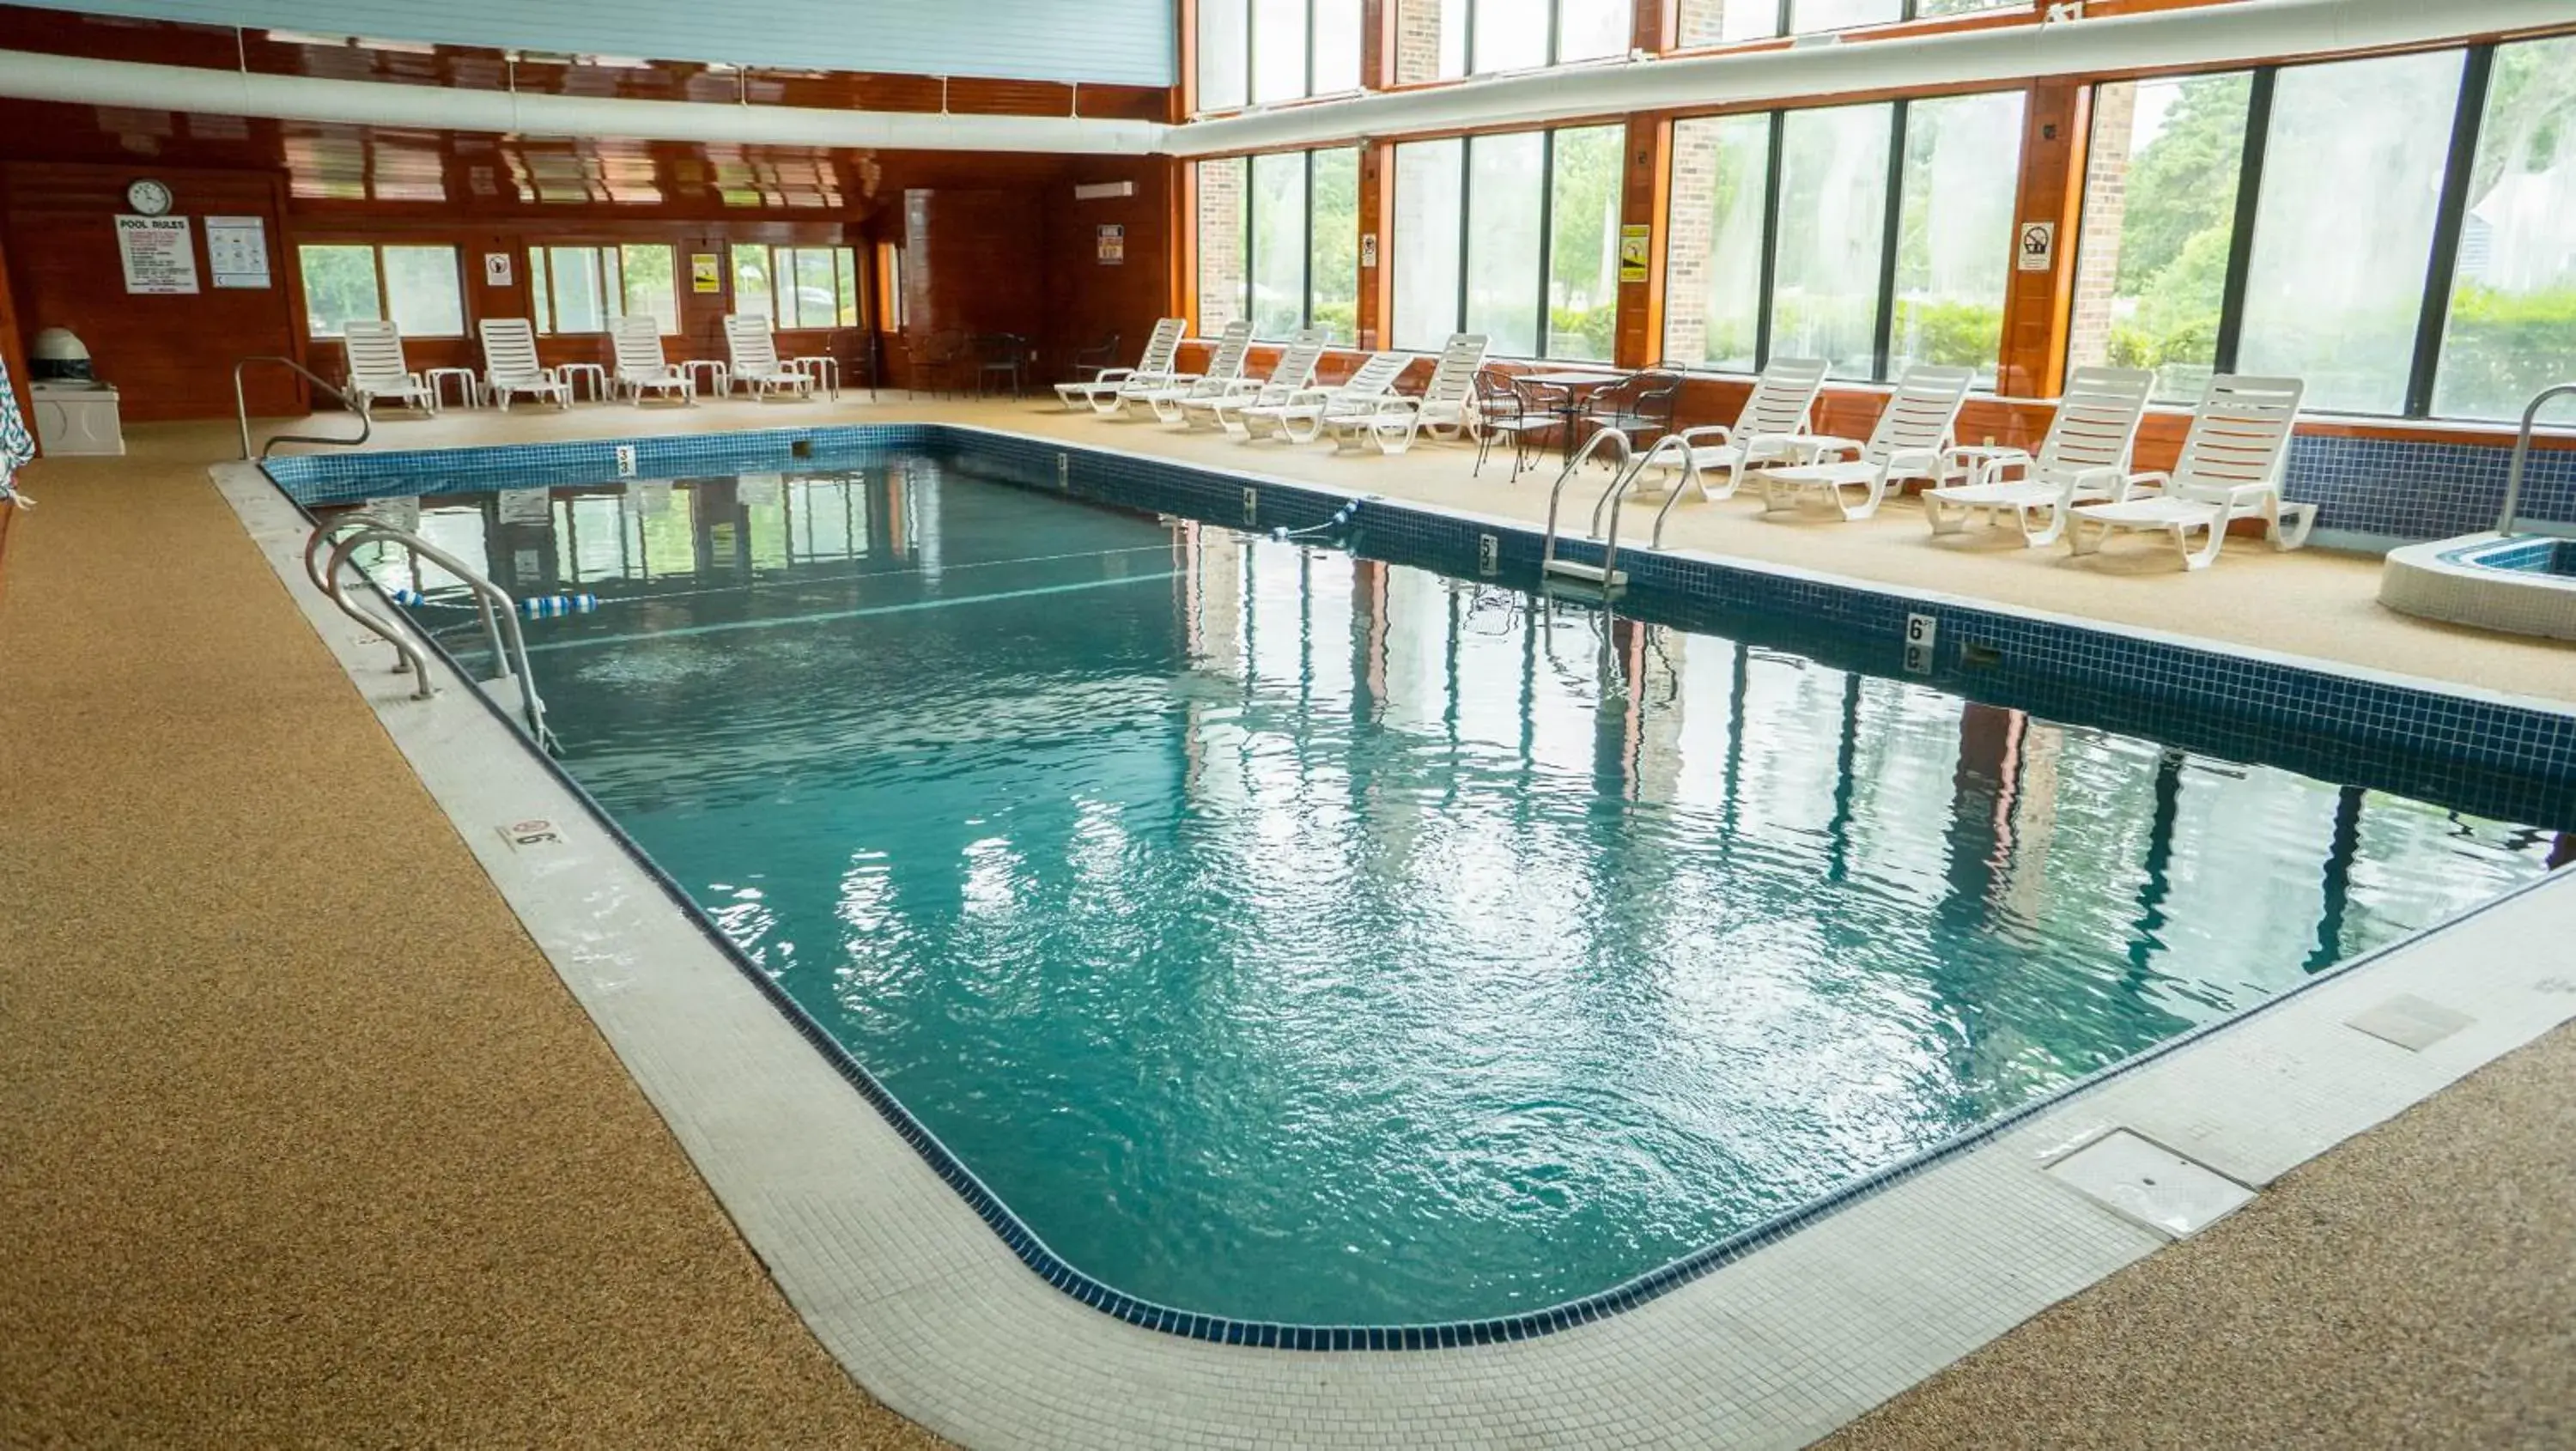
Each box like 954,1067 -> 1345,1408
348,457 -> 2561,1328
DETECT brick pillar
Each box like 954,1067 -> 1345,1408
2064,81 -> 2135,378
1662,118 -> 1718,366
1196,158 -> 1246,337
1394,0 -> 1444,84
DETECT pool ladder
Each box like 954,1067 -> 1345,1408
1538,428 -> 1712,595
304,514 -> 556,751
2499,382 -> 2576,537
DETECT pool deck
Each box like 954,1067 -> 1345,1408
3,394 -> 2571,1447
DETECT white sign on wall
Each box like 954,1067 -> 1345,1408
2017,221 -> 2057,272
116,215 -> 200,294
204,216 -> 270,288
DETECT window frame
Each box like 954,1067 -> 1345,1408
1198,148 -> 1361,345
1395,124 -> 1622,361
2069,40 -> 2541,421
295,241 -> 467,340
1675,0 -> 2020,49
526,242 -> 683,336
1199,0 -> 1359,112
732,242 -> 866,331
1663,94 -> 2028,386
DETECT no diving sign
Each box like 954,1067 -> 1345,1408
2017,221 -> 2057,272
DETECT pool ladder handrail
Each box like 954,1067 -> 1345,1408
1540,427 -> 1634,589
303,515 -> 553,748
237,355 -> 372,460
2498,382 -> 2576,537
1540,428 -> 1717,591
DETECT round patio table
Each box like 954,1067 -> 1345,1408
1515,369 -> 1631,460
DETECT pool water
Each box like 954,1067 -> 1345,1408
346,456 -> 2561,1328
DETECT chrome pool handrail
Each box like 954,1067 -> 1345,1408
1540,426 -> 1632,580
306,516 -> 551,746
2499,382 -> 2576,537
236,355 -> 371,460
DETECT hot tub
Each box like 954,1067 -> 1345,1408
2382,531 -> 2576,641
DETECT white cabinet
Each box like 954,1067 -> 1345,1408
29,381 -> 125,457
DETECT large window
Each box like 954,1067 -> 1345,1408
297,244 -> 465,338
1393,0 -> 1628,84
1771,103 -> 1894,379
1197,0 -> 1363,112
2436,33 -> 2576,419
1674,0 -> 2017,46
2071,38 -> 2576,420
1391,124 -> 1622,360
732,245 -> 862,330
1662,93 -> 2021,383
2066,73 -> 2252,401
2236,51 -> 2463,414
527,244 -> 678,335
1196,148 -> 1362,344
1890,89 -> 2024,385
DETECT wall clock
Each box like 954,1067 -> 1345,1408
125,179 -> 173,216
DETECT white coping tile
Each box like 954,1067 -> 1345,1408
216,458 -> 2576,1451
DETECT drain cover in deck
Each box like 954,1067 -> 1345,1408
2345,994 -> 2473,1053
2045,1130 -> 2253,1239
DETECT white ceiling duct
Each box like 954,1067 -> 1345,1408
0,48 -> 1166,155
1171,0 -> 2572,155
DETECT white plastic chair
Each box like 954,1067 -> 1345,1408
724,314 -> 817,401
1183,333 -> 1328,436
477,319 -> 571,411
2067,374 -> 2312,570
1136,321 -> 1254,423
610,316 -> 693,406
338,319 -> 438,419
1239,352 -> 1413,445
1643,357 -> 1830,501
1054,318 -> 1185,412
1757,365 -> 1977,520
1920,367 -> 2154,546
1324,334 -> 1489,455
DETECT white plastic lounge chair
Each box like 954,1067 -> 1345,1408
477,319 -> 572,412
2067,374 -> 2312,570
1919,367 -> 2153,546
338,319 -> 438,419
1136,321 -> 1255,423
724,314 -> 817,401
610,315 -> 693,406
1182,333 -> 1328,436
1640,357 -> 1829,501
1054,318 -> 1185,412
1756,365 -> 1977,521
1238,352 -> 1413,445
1324,334 -> 1489,455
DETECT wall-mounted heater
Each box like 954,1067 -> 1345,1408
1072,180 -> 1137,201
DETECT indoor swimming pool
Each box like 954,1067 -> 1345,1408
290,439 -> 2569,1335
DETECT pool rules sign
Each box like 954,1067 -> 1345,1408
116,215 -> 200,294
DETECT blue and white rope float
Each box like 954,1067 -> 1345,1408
1272,498 -> 1360,542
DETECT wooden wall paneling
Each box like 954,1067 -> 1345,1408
1996,78 -> 2088,400
902,187 -> 1047,390
1,161 -> 305,422
1614,116 -> 1668,370
1046,158 -> 1172,379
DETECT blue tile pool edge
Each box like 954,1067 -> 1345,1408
258,426 -> 2576,1351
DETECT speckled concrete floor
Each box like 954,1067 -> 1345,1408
2,405 -> 2568,1448
0,438 -> 941,1444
